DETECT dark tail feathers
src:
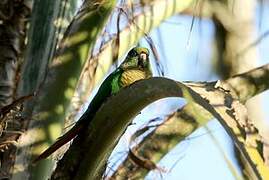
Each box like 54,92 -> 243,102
33,124 -> 83,163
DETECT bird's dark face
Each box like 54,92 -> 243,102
120,47 -> 150,70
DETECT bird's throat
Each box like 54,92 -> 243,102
120,69 -> 147,87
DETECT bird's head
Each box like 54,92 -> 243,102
120,47 -> 150,70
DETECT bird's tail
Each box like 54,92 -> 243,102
33,123 -> 83,163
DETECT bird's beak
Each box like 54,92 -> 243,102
139,52 -> 148,61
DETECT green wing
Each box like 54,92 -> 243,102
33,68 -> 123,162
82,68 -> 123,117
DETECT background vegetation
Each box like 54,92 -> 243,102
0,0 -> 268,179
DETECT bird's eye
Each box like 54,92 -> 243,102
128,49 -> 138,57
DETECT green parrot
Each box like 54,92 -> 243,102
35,47 -> 152,162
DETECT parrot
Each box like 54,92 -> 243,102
34,47 -> 152,162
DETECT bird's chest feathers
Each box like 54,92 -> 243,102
120,69 -> 147,87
